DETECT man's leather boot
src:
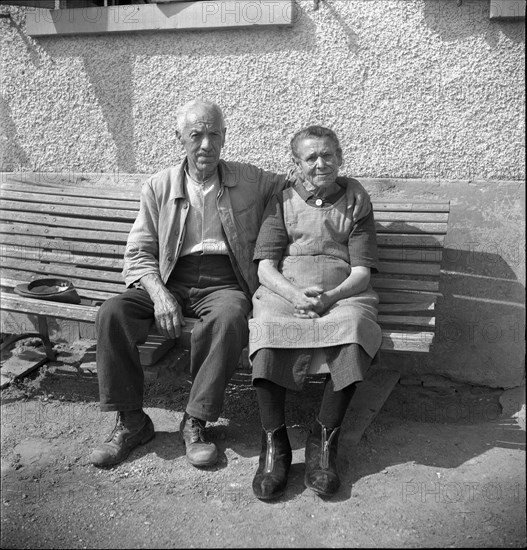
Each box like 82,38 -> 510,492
180,412 -> 218,467
304,419 -> 341,497
89,410 -> 155,467
252,424 -> 292,500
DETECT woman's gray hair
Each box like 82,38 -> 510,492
176,99 -> 226,133
290,125 -> 341,158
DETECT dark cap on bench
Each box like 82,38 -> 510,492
14,278 -> 81,304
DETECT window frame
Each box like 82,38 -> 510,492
489,0 -> 526,20
7,0 -> 295,36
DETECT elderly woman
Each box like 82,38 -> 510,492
248,125 -> 382,500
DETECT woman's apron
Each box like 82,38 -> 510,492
249,186 -> 382,364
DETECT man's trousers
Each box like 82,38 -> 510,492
95,254 -> 252,421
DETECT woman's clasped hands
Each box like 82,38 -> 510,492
292,285 -> 330,318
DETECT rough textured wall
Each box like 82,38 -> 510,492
0,0 -> 525,179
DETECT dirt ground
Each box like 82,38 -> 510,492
1,338 -> 525,549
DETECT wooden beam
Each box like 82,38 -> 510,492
340,369 -> 401,445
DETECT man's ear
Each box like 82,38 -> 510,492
337,148 -> 343,167
221,128 -> 227,147
176,130 -> 182,143
291,155 -> 301,168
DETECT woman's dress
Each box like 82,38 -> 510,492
248,180 -> 382,391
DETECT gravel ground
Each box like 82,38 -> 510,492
1,338 -> 525,549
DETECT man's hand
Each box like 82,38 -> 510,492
350,179 -> 371,222
153,293 -> 186,339
337,177 -> 371,222
140,273 -> 186,339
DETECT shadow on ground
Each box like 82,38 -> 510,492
2,337 -> 524,498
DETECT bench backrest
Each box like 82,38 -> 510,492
0,182 -> 450,352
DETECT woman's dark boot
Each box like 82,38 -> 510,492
304,419 -> 341,497
252,424 -> 292,500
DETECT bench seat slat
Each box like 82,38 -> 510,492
0,223 -> 129,243
1,292 -> 99,322
0,210 -> 134,233
1,190 -> 140,210
0,182 -> 141,200
1,183 -> 449,211
0,223 -> 450,266
1,235 -> 126,257
381,331 -> 434,352
2,183 -> 449,212
165,318 -> 435,353
372,202 -> 450,212
1,271 -> 125,295
1,290 -> 435,330
377,302 -> 435,313
150,317 -> 434,352
378,314 -> 435,327
0,259 -> 123,284
371,277 -> 440,292
1,246 -> 123,270
1,277 -> 119,303
377,248 -> 443,262
1,235 -> 442,278
375,222 -> 448,234
1,201 -> 138,221
377,234 -> 445,247
2,195 -> 447,234
2,245 -> 442,282
0,291 -> 436,333
0,224 -> 446,265
377,291 -> 438,303
374,212 -> 449,222
377,262 -> 440,276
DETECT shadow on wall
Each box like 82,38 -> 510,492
380,239 -> 525,389
432,246 -> 525,385
422,0 -> 525,44
23,3 -> 316,172
364,176 -> 525,389
0,95 -> 30,171
323,0 -> 360,53
82,52 -> 137,172
0,10 -> 43,67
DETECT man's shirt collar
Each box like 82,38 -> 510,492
170,158 -> 236,201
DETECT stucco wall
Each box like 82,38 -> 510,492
0,0 -> 525,388
0,0 -> 525,178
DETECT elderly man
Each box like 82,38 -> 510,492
89,99 -> 371,469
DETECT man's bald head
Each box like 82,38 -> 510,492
175,99 -> 227,182
176,99 -> 226,135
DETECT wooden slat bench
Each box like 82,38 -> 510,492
0,180 -> 451,391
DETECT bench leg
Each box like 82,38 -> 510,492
340,368 -> 400,446
0,317 -> 57,362
37,317 -> 57,361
